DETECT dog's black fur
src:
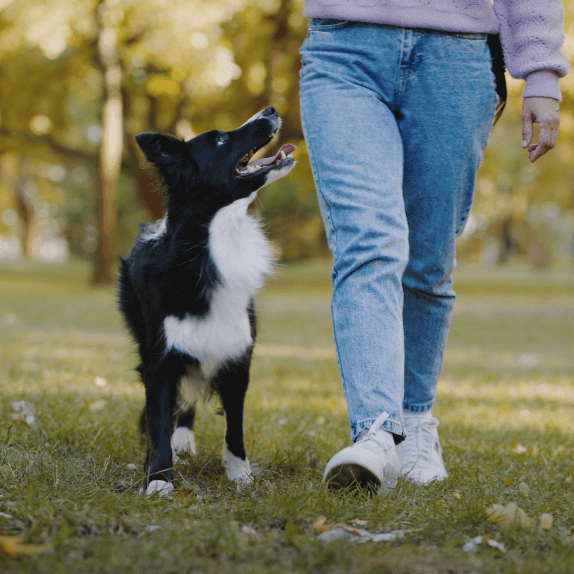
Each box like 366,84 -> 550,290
119,107 -> 295,494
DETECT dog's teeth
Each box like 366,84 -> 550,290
280,151 -> 286,160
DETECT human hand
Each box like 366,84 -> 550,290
522,97 -> 560,163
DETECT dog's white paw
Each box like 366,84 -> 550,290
141,480 -> 174,497
222,444 -> 254,484
171,427 -> 197,461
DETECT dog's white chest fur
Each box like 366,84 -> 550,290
163,194 -> 273,378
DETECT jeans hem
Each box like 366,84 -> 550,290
351,418 -> 405,444
402,401 -> 435,414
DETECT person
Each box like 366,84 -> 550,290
298,0 -> 569,491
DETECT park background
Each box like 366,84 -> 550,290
1,2 -> 574,573
0,0 -> 574,280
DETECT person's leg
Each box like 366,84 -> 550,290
300,21 -> 408,445
396,29 -> 497,482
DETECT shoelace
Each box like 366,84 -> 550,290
355,411 -> 392,445
402,416 -> 441,466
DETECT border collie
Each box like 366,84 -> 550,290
119,107 -> 296,496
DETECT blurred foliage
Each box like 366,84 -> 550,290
0,0 -> 573,277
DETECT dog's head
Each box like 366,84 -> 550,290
135,107 -> 296,212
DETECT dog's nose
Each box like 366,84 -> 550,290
261,106 -> 277,117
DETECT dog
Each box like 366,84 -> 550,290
119,107 -> 296,496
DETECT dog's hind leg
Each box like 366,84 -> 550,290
215,353 -> 253,484
142,358 -> 181,496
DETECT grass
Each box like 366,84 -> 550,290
1,258 -> 574,573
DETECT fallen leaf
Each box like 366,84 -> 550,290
486,502 -> 533,529
539,514 -> 553,530
504,477 -> 513,486
452,491 -> 462,499
312,516 -> 330,532
175,488 -> 197,500
0,535 -> 55,557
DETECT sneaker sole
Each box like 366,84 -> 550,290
324,463 -> 381,492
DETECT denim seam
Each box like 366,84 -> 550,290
393,29 -> 407,112
300,93 -> 350,400
299,100 -> 339,266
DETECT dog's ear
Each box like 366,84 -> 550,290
135,133 -> 187,164
135,133 -> 192,186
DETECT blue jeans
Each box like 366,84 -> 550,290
299,20 -> 496,443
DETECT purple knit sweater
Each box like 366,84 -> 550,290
303,0 -> 569,101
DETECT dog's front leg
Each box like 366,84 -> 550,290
216,355 -> 253,484
142,360 -> 176,496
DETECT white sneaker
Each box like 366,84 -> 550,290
323,412 -> 400,493
396,412 -> 448,485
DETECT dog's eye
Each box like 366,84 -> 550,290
217,134 -> 228,146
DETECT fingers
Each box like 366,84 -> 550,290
528,128 -> 552,163
521,117 -> 533,149
521,97 -> 560,163
527,123 -> 559,163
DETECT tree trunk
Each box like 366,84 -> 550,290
93,0 -> 123,285
3,156 -> 36,258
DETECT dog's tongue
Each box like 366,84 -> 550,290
249,144 -> 296,168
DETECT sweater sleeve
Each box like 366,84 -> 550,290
493,0 -> 569,101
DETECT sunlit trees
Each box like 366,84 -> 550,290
0,0 -> 573,279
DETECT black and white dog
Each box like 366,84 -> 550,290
119,107 -> 295,496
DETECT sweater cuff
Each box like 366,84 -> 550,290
522,70 -> 562,102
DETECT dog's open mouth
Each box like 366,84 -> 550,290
235,143 -> 296,176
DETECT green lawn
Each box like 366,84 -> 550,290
1,259 -> 573,573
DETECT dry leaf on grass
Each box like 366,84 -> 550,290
486,502 -> 533,528
175,488 -> 197,500
0,535 -> 55,557
312,516 -> 330,532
